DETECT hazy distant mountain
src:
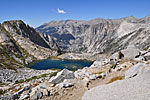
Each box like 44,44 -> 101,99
36,16 -> 150,54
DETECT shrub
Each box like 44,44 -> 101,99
15,72 -> 58,84
0,89 -> 4,95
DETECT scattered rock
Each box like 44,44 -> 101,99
120,64 -> 126,69
120,61 -> 133,69
140,51 -> 148,56
19,90 -> 30,100
125,63 -> 147,79
40,88 -> 49,96
0,94 -> 16,100
19,94 -> 29,100
83,77 -> 90,82
134,56 -> 146,61
88,74 -> 97,80
109,52 -> 118,60
57,82 -> 74,88
100,73 -> 106,78
30,87 -> 42,100
0,68 -> 56,83
50,84 -> 55,87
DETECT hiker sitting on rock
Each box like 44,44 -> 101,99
117,48 -> 124,60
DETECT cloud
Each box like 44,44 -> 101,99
57,8 -> 66,14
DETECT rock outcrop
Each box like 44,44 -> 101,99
49,69 -> 75,84
125,63 -> 147,79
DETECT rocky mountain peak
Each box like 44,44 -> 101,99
37,16 -> 150,54
2,20 -> 51,48
0,20 -> 59,69
141,15 -> 150,23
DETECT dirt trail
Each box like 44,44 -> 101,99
41,69 -> 126,100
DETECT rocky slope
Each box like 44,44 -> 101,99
82,63 -> 150,100
0,20 -> 58,70
37,16 -> 150,54
1,45 -> 150,100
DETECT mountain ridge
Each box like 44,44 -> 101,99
36,15 -> 150,54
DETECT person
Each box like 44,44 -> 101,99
86,82 -> 90,90
117,48 -> 124,60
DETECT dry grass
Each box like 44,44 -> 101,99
32,83 -> 39,87
50,56 -> 59,60
13,87 -> 22,92
106,76 -> 124,84
95,71 -> 104,74
145,61 -> 150,64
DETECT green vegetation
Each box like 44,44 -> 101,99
119,32 -> 134,42
0,89 -> 4,95
102,32 -> 135,54
0,83 -> 6,87
0,28 -> 37,70
49,72 -> 58,77
13,87 -> 22,92
0,45 -> 20,71
15,79 -> 25,84
103,42 -> 119,53
144,45 -> 150,51
79,46 -> 87,51
50,68 -> 61,72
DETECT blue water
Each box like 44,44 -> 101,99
30,59 -> 93,70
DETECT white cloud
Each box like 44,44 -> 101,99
57,8 -> 66,14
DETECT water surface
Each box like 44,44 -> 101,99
30,59 -> 93,70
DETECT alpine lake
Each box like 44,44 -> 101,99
29,58 -> 93,71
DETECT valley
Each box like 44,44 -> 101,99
0,16 -> 150,100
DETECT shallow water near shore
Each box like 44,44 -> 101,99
30,59 -> 93,70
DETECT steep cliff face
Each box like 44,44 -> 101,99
0,20 -> 58,70
37,16 -> 150,54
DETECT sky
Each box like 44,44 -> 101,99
0,0 -> 150,27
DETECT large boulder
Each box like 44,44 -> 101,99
49,69 -> 75,84
88,74 -> 97,80
56,79 -> 75,88
56,82 -> 74,88
82,66 -> 150,100
90,61 -> 104,68
30,87 -> 42,100
125,63 -> 147,79
74,68 -> 92,79
121,48 -> 140,59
